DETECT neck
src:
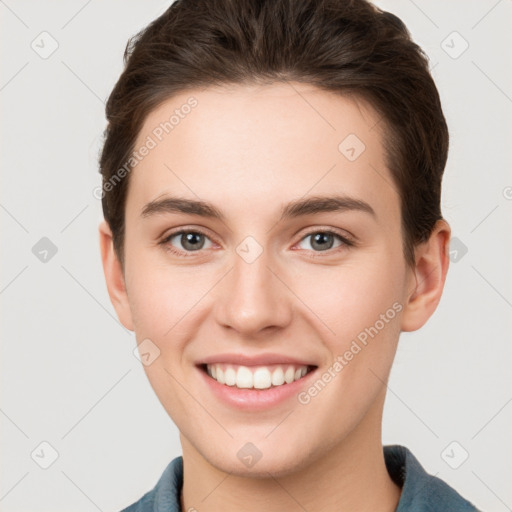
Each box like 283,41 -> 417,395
180,391 -> 401,512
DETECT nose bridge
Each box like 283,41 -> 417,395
215,241 -> 292,335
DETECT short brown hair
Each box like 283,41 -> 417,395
99,0 -> 448,269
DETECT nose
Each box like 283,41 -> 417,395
214,246 -> 293,337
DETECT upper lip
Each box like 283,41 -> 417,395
198,353 -> 318,367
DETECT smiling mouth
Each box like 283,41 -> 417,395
199,363 -> 317,390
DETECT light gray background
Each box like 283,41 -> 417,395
1,1 -> 511,511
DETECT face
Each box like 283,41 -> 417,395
106,83 -> 426,477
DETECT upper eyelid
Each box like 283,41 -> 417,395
163,227 -> 353,250
298,227 -> 354,242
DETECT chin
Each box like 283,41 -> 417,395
203,442 -> 314,479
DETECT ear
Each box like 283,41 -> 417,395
98,220 -> 135,331
401,219 -> 451,332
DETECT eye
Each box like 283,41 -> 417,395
162,230 -> 214,253
160,228 -> 354,257
296,230 -> 353,252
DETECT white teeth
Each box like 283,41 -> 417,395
271,367 -> 285,386
224,367 -> 236,386
284,366 -> 295,384
205,363 -> 311,389
236,366 -> 253,388
253,367 -> 272,389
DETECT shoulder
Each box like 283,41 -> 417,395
384,445 -> 481,512
119,456 -> 183,512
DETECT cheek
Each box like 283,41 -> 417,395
124,255 -> 208,420
292,251 -> 405,345
292,258 -> 403,434
124,249 -> 209,338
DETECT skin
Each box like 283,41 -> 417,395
99,82 -> 451,512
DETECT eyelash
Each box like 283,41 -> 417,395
159,227 -> 355,258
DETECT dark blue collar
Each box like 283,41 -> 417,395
384,445 -> 479,511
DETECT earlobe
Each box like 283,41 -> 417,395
400,220 -> 451,332
98,220 -> 135,331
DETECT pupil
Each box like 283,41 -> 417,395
183,232 -> 204,251
312,233 -> 333,251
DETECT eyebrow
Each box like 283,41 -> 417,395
141,194 -> 376,221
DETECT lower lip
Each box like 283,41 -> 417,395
197,365 -> 318,411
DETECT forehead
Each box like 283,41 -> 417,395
128,82 -> 399,225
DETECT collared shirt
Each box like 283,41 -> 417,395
120,444 -> 480,511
